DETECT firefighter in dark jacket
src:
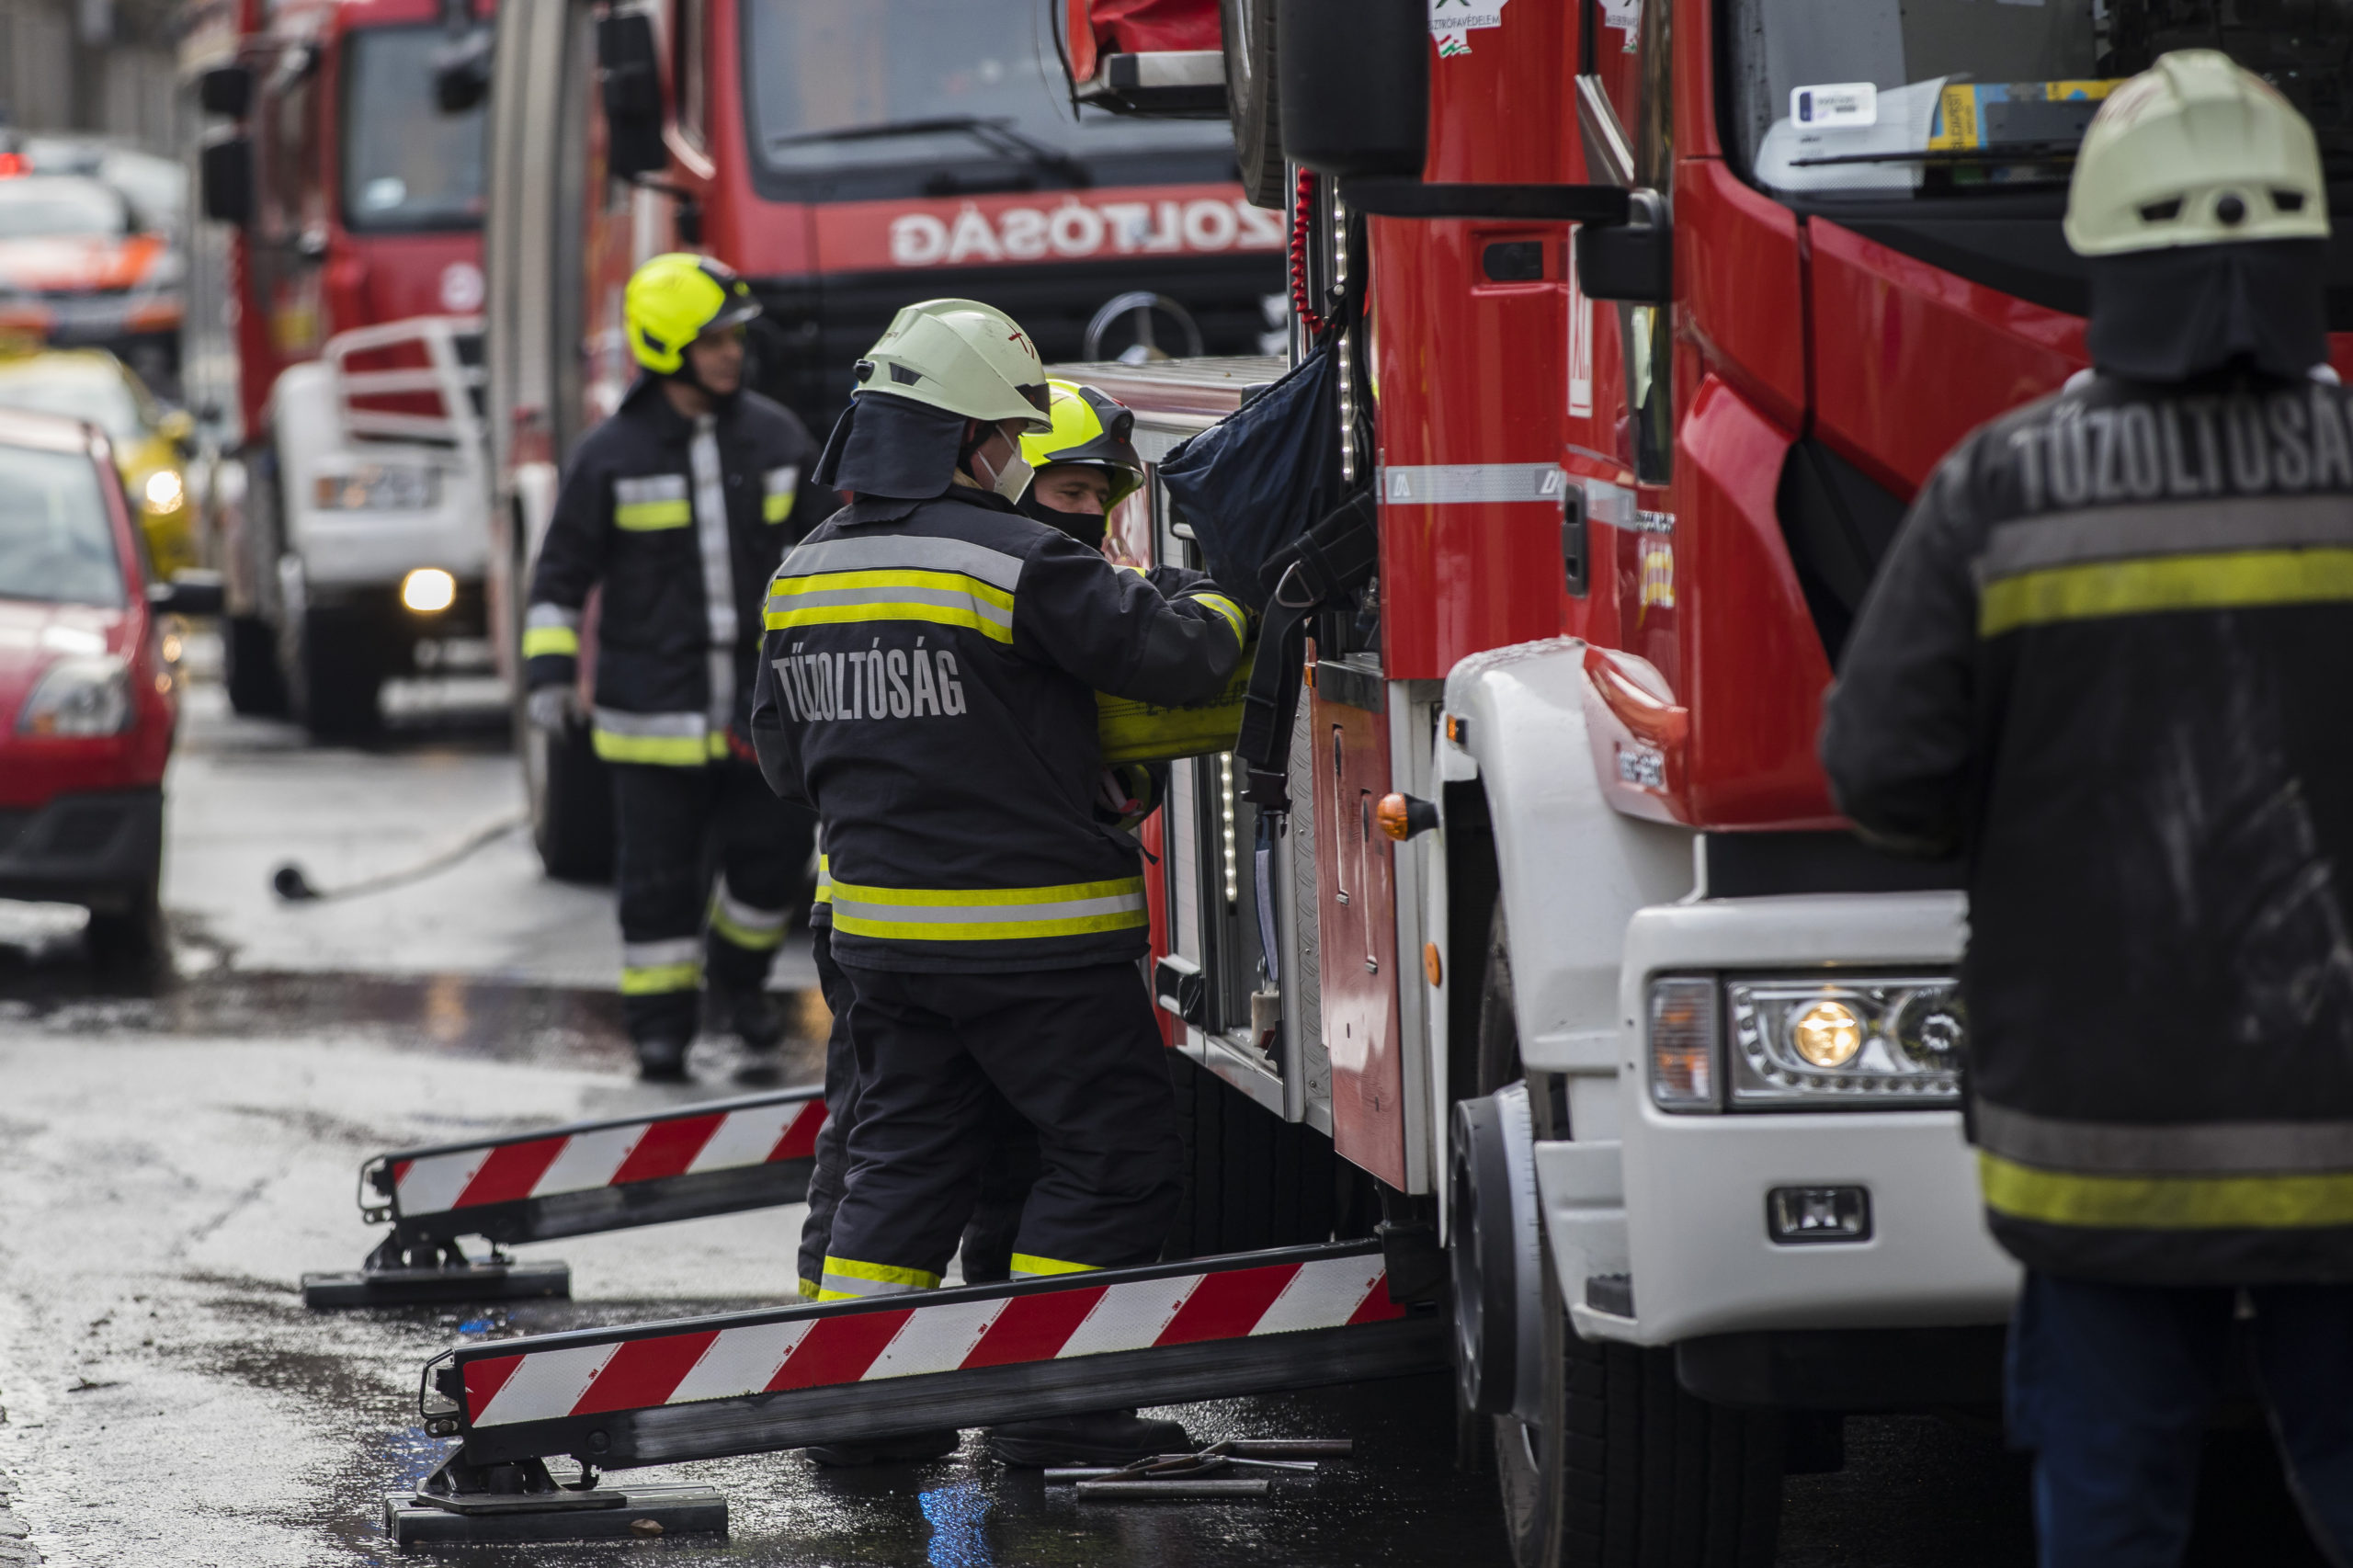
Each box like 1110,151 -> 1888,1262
1821,54 -> 2353,1565
524,253 -> 820,1081
750,304 -> 1247,1466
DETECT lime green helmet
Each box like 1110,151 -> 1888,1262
854,299 -> 1051,430
625,253 -> 761,375
1019,381 -> 1146,509
2065,51 -> 2329,258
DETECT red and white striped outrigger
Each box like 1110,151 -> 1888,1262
304,1088 -> 826,1308
388,1239 -> 1446,1545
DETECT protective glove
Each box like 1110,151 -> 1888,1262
526,684 -> 578,734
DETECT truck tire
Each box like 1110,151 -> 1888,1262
222,614 -> 289,716
285,607 -> 384,742
1221,0 -> 1289,209
526,716 -> 614,883
1163,1049 -> 1347,1257
1475,911 -> 1785,1568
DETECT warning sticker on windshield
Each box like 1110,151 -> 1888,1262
1791,84 -> 1878,130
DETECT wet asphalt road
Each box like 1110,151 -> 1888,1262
0,657 -> 2331,1566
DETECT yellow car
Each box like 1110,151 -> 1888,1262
0,346 -> 195,578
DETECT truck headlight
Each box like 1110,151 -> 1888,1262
17,654 -> 131,736
313,464 -> 439,511
1728,977 -> 1964,1107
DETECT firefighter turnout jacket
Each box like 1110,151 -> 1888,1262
749,484 -> 1246,973
1822,369 -> 2353,1286
524,379 -> 819,764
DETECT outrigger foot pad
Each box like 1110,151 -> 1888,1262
304,1233 -> 571,1309
385,1455 -> 725,1547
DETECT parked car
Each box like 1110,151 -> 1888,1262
0,347 -> 198,578
0,406 -> 216,960
0,173 -> 184,394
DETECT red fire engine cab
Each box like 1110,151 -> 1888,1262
191,0 -> 494,738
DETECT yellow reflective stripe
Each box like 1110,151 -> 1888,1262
814,853 -> 833,904
616,499 -> 694,530
592,728 -> 709,766
829,876 -> 1149,941
765,569 -> 1017,643
815,1256 -> 941,1300
1008,1254 -> 1099,1278
1980,548 -> 2353,637
770,569 -> 1016,611
764,492 -> 795,524
708,730 -> 732,758
798,1277 -> 822,1301
770,600 -> 1017,644
1979,1152 -> 2353,1231
1190,591 -> 1247,648
620,961 -> 701,995
521,625 -> 579,658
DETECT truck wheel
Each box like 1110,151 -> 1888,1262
285,608 -> 384,742
1163,1049 -> 1347,1257
526,717 -> 614,883
222,615 -> 289,716
1222,0 -> 1288,209
1475,911 -> 1785,1567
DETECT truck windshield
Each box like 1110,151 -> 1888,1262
341,25 -> 486,232
742,0 -> 1233,198
1724,0 -> 2353,200
0,444 -> 122,608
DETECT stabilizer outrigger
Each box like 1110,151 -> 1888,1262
305,1088 -> 825,1308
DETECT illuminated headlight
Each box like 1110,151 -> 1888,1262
17,654 -> 131,736
142,468 -> 185,514
314,464 -> 439,511
1728,977 -> 1964,1107
401,567 -> 457,615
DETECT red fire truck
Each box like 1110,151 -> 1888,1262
478,0 -> 1288,877
190,0 -> 494,738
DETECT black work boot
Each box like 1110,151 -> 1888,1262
983,1410 -> 1191,1469
802,1429 -> 961,1467
635,1034 -> 691,1082
709,983 -> 786,1052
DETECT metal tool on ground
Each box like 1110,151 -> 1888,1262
1045,1436 -> 1348,1494
381,1240 -> 1443,1546
304,1086 -> 824,1308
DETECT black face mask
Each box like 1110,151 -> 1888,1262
1017,489 -> 1108,548
2086,239 -> 2329,383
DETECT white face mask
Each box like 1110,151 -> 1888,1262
971,436 -> 1033,502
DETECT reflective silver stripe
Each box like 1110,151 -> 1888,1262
817,1269 -> 922,1299
711,877 -> 787,936
767,465 -> 800,494
614,473 -> 689,506
779,534 -> 1026,593
689,420 -> 736,730
1975,1099 -> 2353,1176
775,582 -> 1016,631
525,603 -> 581,631
1980,495 -> 2353,580
623,937 -> 702,969
1380,463 -> 1568,505
828,890 -> 1146,926
592,708 -> 707,739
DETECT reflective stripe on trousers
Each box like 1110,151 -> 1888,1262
815,1254 -> 941,1301
708,874 -> 788,952
826,876 -> 1148,942
621,936 -> 701,995
591,709 -> 729,767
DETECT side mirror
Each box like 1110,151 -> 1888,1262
196,62 -> 252,119
198,134 -> 253,226
157,409 -> 196,449
1278,0 -> 1427,179
1575,189 -> 1672,304
150,569 -> 225,618
596,14 -> 668,180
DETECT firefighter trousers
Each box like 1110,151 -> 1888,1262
795,927 -> 1039,1299
817,960 -> 1180,1299
611,759 -> 814,1043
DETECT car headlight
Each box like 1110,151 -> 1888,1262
1646,974 -> 1965,1111
313,464 -> 439,511
142,468 -> 185,514
17,653 -> 131,736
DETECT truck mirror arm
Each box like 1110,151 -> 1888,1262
1337,179 -> 1631,227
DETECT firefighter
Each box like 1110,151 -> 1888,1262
1820,53 -> 2353,1564
524,253 -> 821,1081
749,302 -> 1248,1466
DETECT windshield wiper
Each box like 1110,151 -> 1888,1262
766,116 -> 1089,187
1788,139 -> 2081,169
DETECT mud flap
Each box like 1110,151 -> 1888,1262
392,1241 -> 1447,1543
305,1088 -> 825,1309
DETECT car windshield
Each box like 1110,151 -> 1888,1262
1724,0 -> 2353,200
0,177 -> 132,239
0,362 -> 144,444
341,24 -> 487,231
742,0 -> 1231,190
0,443 -> 122,608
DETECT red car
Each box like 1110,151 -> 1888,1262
0,407 -> 216,960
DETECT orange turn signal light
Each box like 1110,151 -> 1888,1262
1376,791 -> 1439,842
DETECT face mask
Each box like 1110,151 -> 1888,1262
973,444 -> 1032,502
1017,488 -> 1109,548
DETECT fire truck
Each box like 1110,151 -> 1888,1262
477,0 -> 1288,878
189,0 -> 494,739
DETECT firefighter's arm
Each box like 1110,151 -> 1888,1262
747,634 -> 810,805
1818,449 -> 1983,859
1017,534 -> 1248,707
521,457 -> 609,691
